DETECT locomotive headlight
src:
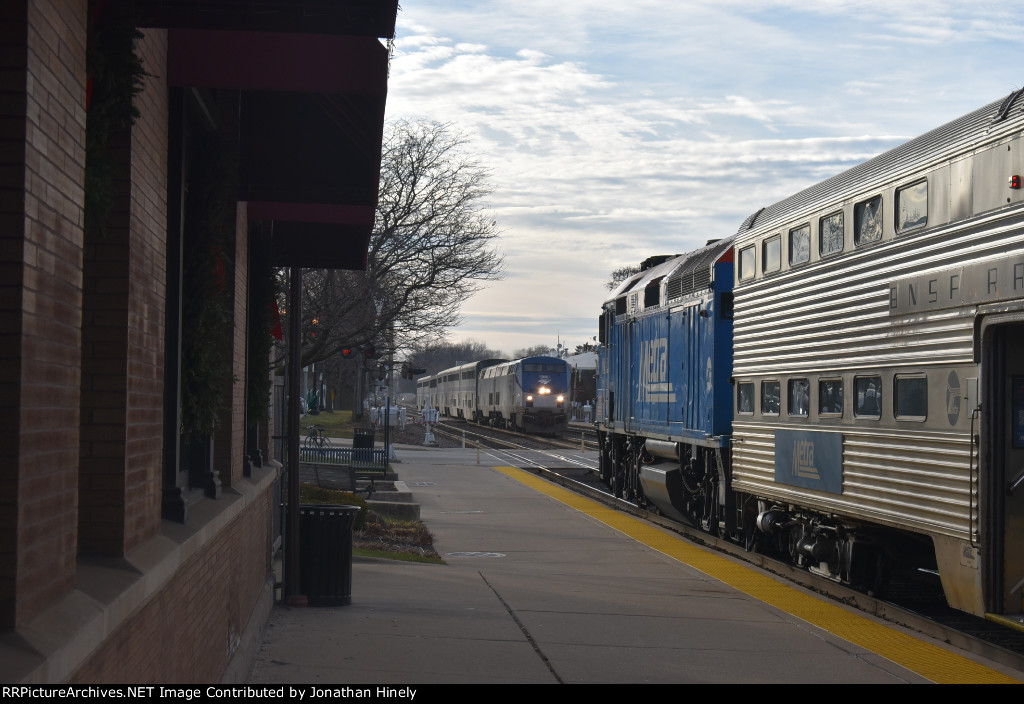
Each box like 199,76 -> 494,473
538,386 -> 551,395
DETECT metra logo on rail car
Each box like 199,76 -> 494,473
792,440 -> 819,480
889,259 -> 1024,315
774,430 -> 843,494
639,337 -> 675,403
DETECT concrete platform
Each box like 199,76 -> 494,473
249,448 -> 1024,684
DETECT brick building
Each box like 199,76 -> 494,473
0,0 -> 398,682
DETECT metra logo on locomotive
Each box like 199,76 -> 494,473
639,337 -> 674,402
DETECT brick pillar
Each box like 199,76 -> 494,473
78,29 -> 169,556
0,0 -> 87,628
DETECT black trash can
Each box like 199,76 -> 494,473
352,427 -> 375,464
299,504 -> 359,606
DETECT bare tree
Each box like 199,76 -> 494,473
512,344 -> 557,359
606,264 -> 640,291
277,120 -> 506,368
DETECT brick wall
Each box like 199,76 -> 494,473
124,29 -> 169,550
70,488 -> 273,683
79,28 -> 168,556
0,0 -> 87,629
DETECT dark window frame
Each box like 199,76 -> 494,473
853,375 -> 883,419
854,194 -> 883,247
761,380 -> 781,416
894,374 -> 928,421
817,377 -> 844,416
763,234 -> 782,274
737,381 -> 755,415
789,223 -> 811,266
788,378 -> 810,417
738,245 -> 756,281
896,179 -> 928,233
819,210 -> 845,257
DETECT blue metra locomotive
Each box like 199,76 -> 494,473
597,241 -> 735,527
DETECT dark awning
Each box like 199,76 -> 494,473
134,0 -> 398,38
167,28 -> 390,269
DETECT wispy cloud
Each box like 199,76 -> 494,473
385,1 -> 1024,353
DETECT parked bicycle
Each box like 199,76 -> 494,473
302,425 -> 332,449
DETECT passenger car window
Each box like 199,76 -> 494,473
737,382 -> 754,414
789,224 -> 810,265
739,245 -> 755,280
854,376 -> 882,418
895,375 -> 927,419
788,379 -> 809,417
762,381 -> 780,415
820,211 -> 844,256
854,195 -> 882,246
897,180 -> 927,232
763,235 -> 781,273
818,379 -> 843,415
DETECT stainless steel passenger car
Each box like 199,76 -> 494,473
431,359 -> 505,420
731,89 -> 1024,617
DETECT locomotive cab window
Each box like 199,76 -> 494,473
820,211 -> 844,257
818,378 -> 844,416
788,379 -> 809,417
854,195 -> 882,246
854,375 -> 882,418
895,375 -> 928,420
738,245 -> 756,281
896,180 -> 928,233
762,381 -> 781,416
789,224 -> 810,265
763,235 -> 781,273
737,382 -> 754,415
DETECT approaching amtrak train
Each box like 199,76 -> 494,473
417,355 -> 571,434
477,356 -> 571,433
597,86 -> 1024,621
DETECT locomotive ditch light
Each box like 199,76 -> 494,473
526,394 -> 534,401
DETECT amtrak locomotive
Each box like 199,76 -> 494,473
418,355 -> 571,434
597,87 -> 1024,620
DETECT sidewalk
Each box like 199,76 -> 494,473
248,448 -> 1023,684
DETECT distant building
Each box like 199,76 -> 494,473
0,0 -> 398,683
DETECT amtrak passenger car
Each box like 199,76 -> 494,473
477,356 -> 571,433
597,87 -> 1024,621
430,359 -> 505,419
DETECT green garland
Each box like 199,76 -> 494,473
84,0 -> 145,240
180,126 -> 238,441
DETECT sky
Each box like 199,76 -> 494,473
382,1 -> 1024,357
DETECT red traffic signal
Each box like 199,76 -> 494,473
341,349 -> 354,359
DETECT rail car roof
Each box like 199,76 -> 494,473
736,88 -> 1024,237
605,236 -> 735,305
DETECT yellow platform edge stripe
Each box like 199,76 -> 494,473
494,466 -> 1020,685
